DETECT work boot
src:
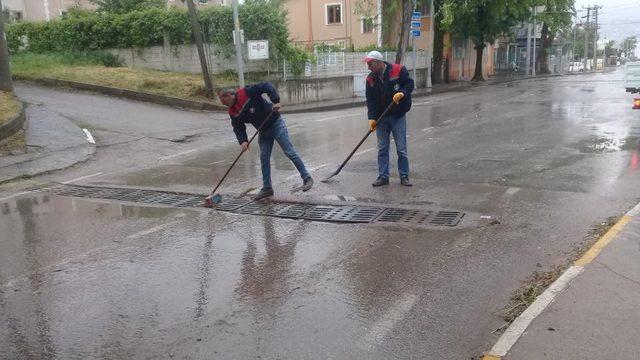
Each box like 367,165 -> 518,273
254,187 -> 274,200
301,176 -> 314,192
372,177 -> 389,187
400,176 -> 413,187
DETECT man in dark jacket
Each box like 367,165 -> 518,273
364,50 -> 414,187
218,82 -> 313,200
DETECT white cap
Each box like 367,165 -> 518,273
363,50 -> 384,63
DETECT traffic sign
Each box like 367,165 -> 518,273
412,11 -> 421,20
411,21 -> 421,29
411,29 -> 421,38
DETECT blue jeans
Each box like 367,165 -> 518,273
258,117 -> 310,189
376,114 -> 409,180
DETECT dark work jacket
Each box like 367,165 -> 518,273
365,61 -> 414,120
229,82 -> 280,144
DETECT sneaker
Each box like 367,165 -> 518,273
400,177 -> 412,187
372,177 -> 389,187
253,187 -> 274,200
301,177 -> 314,192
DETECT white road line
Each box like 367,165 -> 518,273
62,172 -> 104,184
488,265 -> 584,357
355,148 -> 376,156
360,293 -> 418,350
313,116 -> 343,123
285,164 -> 328,181
627,203 -> 640,217
159,148 -> 199,161
502,187 -> 520,198
0,191 -> 34,203
421,127 -> 435,132
82,128 -> 96,144
127,221 -> 177,240
208,159 -> 229,165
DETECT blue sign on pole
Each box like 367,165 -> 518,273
411,21 -> 421,28
411,29 -> 421,38
412,11 -> 421,20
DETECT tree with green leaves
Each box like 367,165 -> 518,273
441,0 -> 531,81
623,36 -> 637,58
533,0 -> 573,74
604,40 -> 616,58
90,0 -> 165,14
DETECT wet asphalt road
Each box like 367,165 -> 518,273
2,69 -> 640,359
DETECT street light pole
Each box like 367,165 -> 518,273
427,0 -> 434,88
532,6 -> 537,77
232,0 -> 245,88
0,0 -> 14,92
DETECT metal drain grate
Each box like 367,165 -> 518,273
374,208 -> 463,227
303,205 -> 383,223
429,211 -> 465,227
48,184 -> 464,227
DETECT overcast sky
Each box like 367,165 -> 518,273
573,0 -> 640,51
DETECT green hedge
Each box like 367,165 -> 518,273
6,2 -> 307,63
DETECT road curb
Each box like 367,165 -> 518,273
482,202 -> 640,359
18,71 -> 589,115
0,100 -> 26,142
26,77 -> 226,112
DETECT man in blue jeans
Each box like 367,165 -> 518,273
364,51 -> 415,187
218,83 -> 313,200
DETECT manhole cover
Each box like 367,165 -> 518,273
47,184 -> 464,227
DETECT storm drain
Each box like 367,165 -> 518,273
48,184 -> 464,227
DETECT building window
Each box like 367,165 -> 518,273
361,17 -> 374,33
326,4 -> 342,25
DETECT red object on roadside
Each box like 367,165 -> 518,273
634,98 -> 640,110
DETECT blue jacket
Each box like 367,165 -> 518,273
229,82 -> 280,144
365,61 -> 414,120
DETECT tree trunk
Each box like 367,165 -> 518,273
381,0 -> 394,47
537,22 -> 553,75
394,0 -> 413,64
432,4 -> 445,84
472,43 -> 485,82
0,0 -> 13,93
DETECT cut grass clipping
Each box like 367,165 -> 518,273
496,216 -> 619,333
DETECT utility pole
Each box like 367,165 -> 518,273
185,0 -> 213,95
232,0 -> 245,88
592,5 -> 600,70
0,0 -> 14,92
572,9 -> 577,63
526,17 -> 532,75
532,5 -> 537,76
427,0 -> 434,88
583,6 -> 590,71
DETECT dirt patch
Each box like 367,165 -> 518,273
496,216 -> 619,333
0,130 -> 26,155
0,91 -> 20,125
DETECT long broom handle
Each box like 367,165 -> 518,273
327,102 -> 395,178
209,110 -> 276,196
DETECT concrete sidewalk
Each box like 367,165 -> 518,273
0,102 -> 95,184
486,203 -> 640,359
